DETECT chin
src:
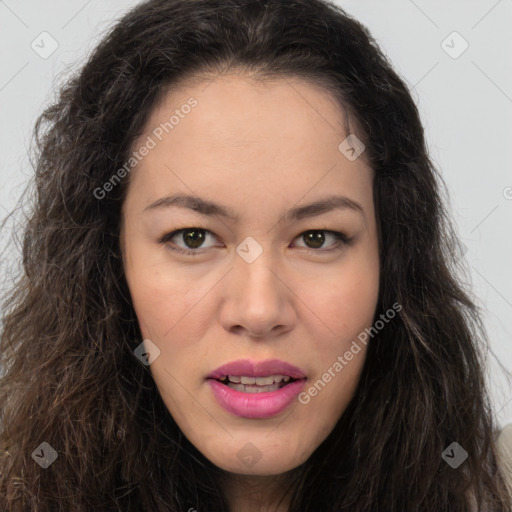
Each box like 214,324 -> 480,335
204,442 -> 311,476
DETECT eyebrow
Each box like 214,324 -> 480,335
144,193 -> 366,222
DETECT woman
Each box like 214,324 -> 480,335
1,0 -> 511,510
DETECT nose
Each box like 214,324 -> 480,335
219,248 -> 296,339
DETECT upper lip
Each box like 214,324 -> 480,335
207,358 -> 307,380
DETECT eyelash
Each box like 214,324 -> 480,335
157,228 -> 354,256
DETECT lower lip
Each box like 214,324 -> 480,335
207,378 -> 307,419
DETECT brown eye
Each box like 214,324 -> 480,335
179,228 -> 207,249
158,228 -> 218,255
302,231 -> 326,249
158,228 -> 352,256
294,230 -> 351,251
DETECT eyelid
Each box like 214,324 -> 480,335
158,227 -> 353,255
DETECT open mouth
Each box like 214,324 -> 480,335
214,374 -> 300,393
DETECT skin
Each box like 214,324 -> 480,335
121,71 -> 380,512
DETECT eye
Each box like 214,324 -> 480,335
158,228 -> 218,256
292,230 -> 352,252
158,228 -> 353,256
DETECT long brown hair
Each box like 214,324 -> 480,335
1,0 -> 511,510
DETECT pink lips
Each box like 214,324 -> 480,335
206,358 -> 307,419
207,358 -> 307,380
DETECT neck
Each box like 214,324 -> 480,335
219,471 -> 296,512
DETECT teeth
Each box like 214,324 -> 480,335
219,374 -> 300,393
255,376 -> 275,386
228,382 -> 282,393
226,375 -> 291,385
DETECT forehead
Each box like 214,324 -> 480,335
144,72 -> 350,149
125,73 -> 373,219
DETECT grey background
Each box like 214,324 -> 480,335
0,0 -> 511,427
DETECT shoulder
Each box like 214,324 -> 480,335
496,423 -> 512,496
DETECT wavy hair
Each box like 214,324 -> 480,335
1,0 -> 511,510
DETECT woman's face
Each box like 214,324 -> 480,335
121,73 -> 380,476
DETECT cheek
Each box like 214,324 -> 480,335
297,253 -> 378,412
307,265 -> 379,342
131,284 -> 213,345
124,245 -> 212,341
